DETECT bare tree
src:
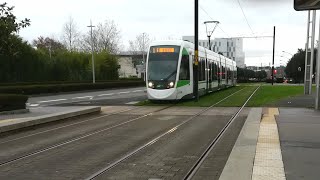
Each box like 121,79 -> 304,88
79,19 -> 121,54
129,33 -> 151,55
62,16 -> 79,51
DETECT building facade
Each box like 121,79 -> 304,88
182,36 -> 246,68
118,52 -> 145,78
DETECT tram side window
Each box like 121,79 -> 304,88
213,62 -> 217,80
202,59 -> 206,81
222,66 -> 226,79
199,58 -> 205,81
179,55 -> 190,80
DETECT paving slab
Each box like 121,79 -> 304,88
277,108 -> 320,180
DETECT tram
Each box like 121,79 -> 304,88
146,40 -> 237,100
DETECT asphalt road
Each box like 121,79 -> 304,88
0,107 -> 249,179
27,86 -> 147,107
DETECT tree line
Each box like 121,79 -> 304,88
0,2 -> 150,83
285,49 -> 317,83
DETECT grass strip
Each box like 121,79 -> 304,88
247,85 -> 305,107
217,86 -> 257,107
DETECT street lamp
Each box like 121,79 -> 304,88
282,51 -> 293,56
87,20 -> 96,84
280,55 -> 290,60
204,21 -> 220,50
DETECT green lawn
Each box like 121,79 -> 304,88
217,86 -> 257,107
138,85 -> 312,107
247,85 -> 305,107
179,86 -> 244,107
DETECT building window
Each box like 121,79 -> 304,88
219,42 -> 221,46
233,47 -> 236,51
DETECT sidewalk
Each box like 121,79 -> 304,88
219,107 -> 320,180
0,106 -> 101,133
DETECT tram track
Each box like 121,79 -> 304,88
0,105 -> 174,167
0,106 -> 141,144
184,85 -> 260,180
85,87 -> 248,179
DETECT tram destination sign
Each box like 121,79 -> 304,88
150,46 -> 179,53
294,0 -> 320,11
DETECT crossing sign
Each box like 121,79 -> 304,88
294,0 -> 320,11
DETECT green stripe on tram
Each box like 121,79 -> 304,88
182,48 -> 189,55
177,80 -> 190,87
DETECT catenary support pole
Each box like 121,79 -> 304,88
194,0 -> 199,101
305,11 -> 311,94
315,13 -> 320,110
272,26 -> 276,86
309,10 -> 316,93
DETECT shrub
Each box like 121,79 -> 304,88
0,94 -> 28,112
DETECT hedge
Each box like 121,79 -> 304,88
0,81 -> 145,95
0,78 -> 142,87
0,94 -> 29,112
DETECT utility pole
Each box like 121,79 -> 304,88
87,20 -> 96,84
272,26 -> 276,86
194,0 -> 199,101
49,42 -> 52,60
142,32 -> 146,81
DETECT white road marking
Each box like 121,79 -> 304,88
118,91 -> 130,94
98,93 -> 114,97
131,90 -> 144,93
72,96 -> 93,100
125,101 -> 139,105
38,99 -> 67,103
29,104 -> 40,107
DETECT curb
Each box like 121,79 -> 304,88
219,108 -> 262,180
0,106 -> 101,134
0,109 -> 30,115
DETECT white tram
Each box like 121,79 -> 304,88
146,40 -> 237,100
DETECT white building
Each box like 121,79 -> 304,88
118,52 -> 145,78
182,36 -> 246,68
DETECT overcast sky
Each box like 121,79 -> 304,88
8,0 -> 316,66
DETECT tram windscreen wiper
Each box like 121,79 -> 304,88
162,71 -> 177,81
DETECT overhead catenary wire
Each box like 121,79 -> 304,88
236,0 -> 255,36
199,5 -> 230,38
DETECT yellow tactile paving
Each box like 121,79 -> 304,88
268,108 -> 279,116
0,118 -> 26,124
252,108 -> 286,180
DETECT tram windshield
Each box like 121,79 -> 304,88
147,46 -> 180,81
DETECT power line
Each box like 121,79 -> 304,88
199,5 -> 230,38
236,0 -> 254,36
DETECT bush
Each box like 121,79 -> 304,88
0,94 -> 28,112
0,81 -> 145,95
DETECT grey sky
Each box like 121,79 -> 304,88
8,0 -> 313,66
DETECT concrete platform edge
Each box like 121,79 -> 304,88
0,106 -> 101,133
219,107 -> 262,180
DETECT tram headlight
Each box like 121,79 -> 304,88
169,82 -> 175,88
148,82 -> 154,88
